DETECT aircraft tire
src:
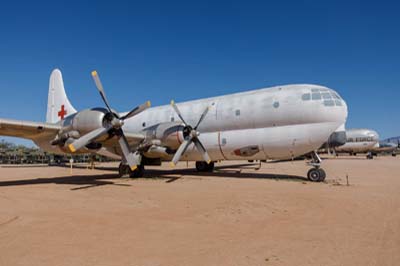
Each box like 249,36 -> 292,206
118,163 -> 145,178
130,164 -> 145,178
307,168 -> 325,182
118,163 -> 130,178
317,169 -> 326,182
196,161 -> 214,172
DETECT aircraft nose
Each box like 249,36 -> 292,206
328,88 -> 348,124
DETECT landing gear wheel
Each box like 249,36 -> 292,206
366,153 -> 373,159
118,163 -> 145,178
118,163 -> 130,178
317,168 -> 326,182
307,168 -> 326,182
195,161 -> 214,172
129,164 -> 145,178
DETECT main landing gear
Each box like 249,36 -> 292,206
307,151 -> 326,182
195,161 -> 215,172
118,162 -> 145,178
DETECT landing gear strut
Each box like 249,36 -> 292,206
366,152 -> 374,160
118,162 -> 145,178
196,161 -> 214,172
307,151 -> 326,182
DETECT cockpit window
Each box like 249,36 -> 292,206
323,100 -> 335,106
334,99 -> 342,106
303,88 -> 344,107
312,93 -> 321,100
332,92 -> 341,99
321,92 -> 332,99
302,93 -> 311,101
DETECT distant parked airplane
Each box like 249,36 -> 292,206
334,129 -> 398,158
0,69 -> 348,182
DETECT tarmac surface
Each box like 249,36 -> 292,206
0,156 -> 399,266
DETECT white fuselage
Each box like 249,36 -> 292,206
117,84 -> 347,161
35,84 -> 347,162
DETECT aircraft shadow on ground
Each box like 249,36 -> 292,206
0,163 -> 307,189
0,174 -> 129,190
144,168 -> 307,183
321,157 -> 368,161
91,163 -> 307,182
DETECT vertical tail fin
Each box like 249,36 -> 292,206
46,69 -> 77,123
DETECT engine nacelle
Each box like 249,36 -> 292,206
62,108 -> 110,135
144,122 -> 185,150
52,108 -> 111,151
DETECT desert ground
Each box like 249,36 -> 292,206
0,156 -> 399,266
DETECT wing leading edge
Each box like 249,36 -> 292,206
0,118 -> 61,140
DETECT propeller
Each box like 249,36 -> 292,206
170,100 -> 211,166
68,70 -> 151,171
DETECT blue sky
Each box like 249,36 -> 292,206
0,0 -> 399,146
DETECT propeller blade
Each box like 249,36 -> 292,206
170,100 -> 187,126
68,127 -> 110,152
193,138 -> 211,164
118,133 -> 141,170
91,70 -> 114,114
194,106 -> 209,130
170,138 -> 192,166
121,101 -> 151,120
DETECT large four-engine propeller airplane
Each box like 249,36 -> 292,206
0,69 -> 348,182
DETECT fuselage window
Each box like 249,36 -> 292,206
142,122 -> 146,127
312,93 -> 321,100
235,109 -> 240,116
222,138 -> 227,145
302,93 -> 311,101
171,117 -> 175,122
273,101 -> 280,108
323,100 -> 335,106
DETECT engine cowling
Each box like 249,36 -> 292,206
53,108 -> 111,152
66,108 -> 110,135
144,122 -> 186,150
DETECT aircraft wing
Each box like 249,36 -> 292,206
0,118 -> 61,140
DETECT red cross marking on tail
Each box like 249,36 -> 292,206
58,105 -> 67,120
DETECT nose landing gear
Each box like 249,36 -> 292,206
307,168 -> 326,182
307,151 -> 326,182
